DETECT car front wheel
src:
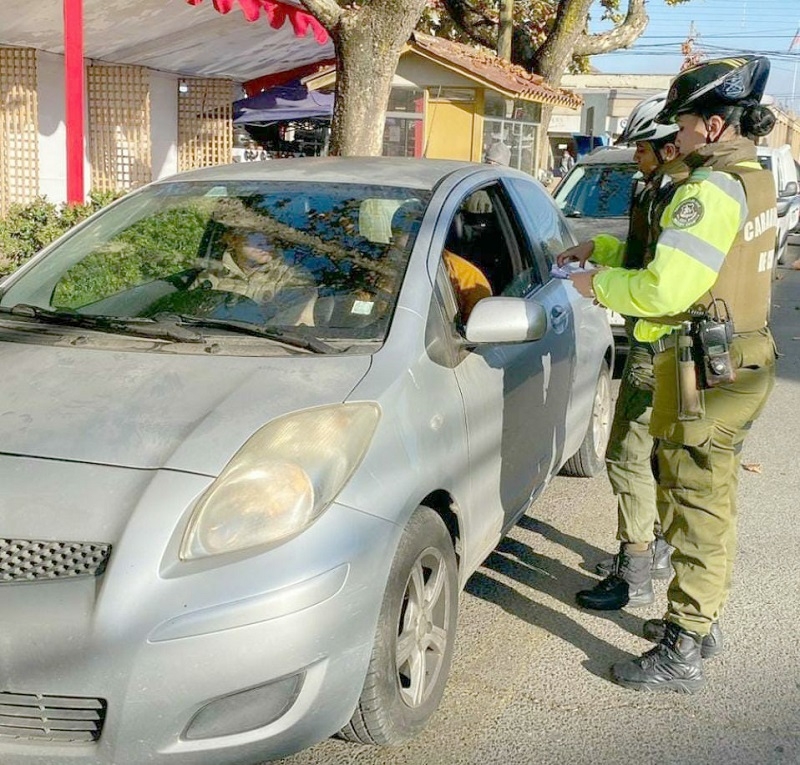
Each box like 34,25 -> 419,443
340,506 -> 458,745
561,360 -> 612,477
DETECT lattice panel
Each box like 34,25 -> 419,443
0,47 -> 39,215
88,64 -> 151,193
178,78 -> 234,171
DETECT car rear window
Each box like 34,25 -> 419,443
554,164 -> 639,218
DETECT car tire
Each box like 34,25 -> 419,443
340,506 -> 458,746
561,361 -> 612,477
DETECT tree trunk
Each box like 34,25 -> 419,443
529,0 -> 648,170
304,0 -> 429,156
498,0 -> 513,61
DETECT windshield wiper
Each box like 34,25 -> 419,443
1,304 -> 205,343
161,314 -> 337,354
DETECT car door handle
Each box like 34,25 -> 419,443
550,305 -> 569,334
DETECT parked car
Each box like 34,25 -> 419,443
552,146 -> 640,350
0,158 -> 613,765
755,143 -> 800,265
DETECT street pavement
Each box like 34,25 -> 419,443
280,247 -> 800,765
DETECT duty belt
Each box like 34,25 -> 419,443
650,332 -> 678,354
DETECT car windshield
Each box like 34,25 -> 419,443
554,163 -> 639,218
0,181 -> 430,347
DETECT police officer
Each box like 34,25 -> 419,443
570,56 -> 778,692
559,93 -> 682,612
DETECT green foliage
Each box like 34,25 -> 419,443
52,205 -> 207,309
0,192 -> 120,278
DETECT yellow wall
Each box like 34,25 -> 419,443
424,88 -> 485,161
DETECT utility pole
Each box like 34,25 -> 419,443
680,22 -> 703,71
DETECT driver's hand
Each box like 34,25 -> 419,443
557,241 -> 594,268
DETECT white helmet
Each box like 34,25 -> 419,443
617,92 -> 679,145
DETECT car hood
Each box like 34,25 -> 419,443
0,339 -> 371,475
565,216 -> 629,243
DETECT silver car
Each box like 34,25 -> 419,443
0,158 -> 612,765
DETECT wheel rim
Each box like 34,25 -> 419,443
591,370 -> 612,461
395,547 -> 452,708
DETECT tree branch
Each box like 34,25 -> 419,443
573,0 -> 648,56
441,0 -> 497,49
298,0 -> 344,31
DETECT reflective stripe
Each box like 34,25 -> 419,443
659,228 -> 727,272
706,171 -> 747,230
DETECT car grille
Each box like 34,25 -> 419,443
0,538 -> 111,583
0,692 -> 107,743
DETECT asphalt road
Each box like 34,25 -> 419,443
281,248 -> 800,765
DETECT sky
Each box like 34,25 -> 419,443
588,0 -> 800,113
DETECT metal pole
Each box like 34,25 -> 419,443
64,0 -> 85,205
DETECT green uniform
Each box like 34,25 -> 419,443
592,137 -> 777,636
591,175 -> 678,545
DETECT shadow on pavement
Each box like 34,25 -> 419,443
466,515 -> 648,683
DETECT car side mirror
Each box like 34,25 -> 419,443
464,296 -> 547,344
780,181 -> 798,198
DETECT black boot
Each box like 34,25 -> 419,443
612,621 -> 706,693
576,547 -> 654,610
595,534 -> 673,579
643,619 -> 723,659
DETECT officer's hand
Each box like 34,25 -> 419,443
556,241 -> 594,268
569,270 -> 597,300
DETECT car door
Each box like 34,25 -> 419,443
436,181 -> 575,534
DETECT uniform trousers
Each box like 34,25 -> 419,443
605,338 -> 659,544
649,327 -> 776,636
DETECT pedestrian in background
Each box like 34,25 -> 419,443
569,55 -> 778,692
558,92 -> 682,613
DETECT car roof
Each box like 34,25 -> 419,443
575,146 -> 636,165
153,156 -> 485,191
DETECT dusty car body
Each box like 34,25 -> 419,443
0,157 -> 613,765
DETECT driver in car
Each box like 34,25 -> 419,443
196,229 -> 316,323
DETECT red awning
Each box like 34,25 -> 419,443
186,0 -> 329,44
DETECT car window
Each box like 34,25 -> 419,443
0,181 -> 432,344
554,163 -> 639,218
438,183 -> 537,323
506,177 -> 574,272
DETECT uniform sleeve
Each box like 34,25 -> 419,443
590,234 -> 626,267
592,171 -> 746,320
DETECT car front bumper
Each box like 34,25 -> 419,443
0,459 -> 401,765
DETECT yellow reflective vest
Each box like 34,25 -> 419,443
592,138 -> 777,342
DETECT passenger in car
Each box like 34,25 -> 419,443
443,249 -> 492,322
442,214 -> 492,322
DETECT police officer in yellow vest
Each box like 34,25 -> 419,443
569,56 -> 778,692
562,93 -> 682,613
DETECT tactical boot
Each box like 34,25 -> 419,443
651,535 -> 674,580
612,621 -> 706,693
576,547 -> 654,610
595,535 -> 674,580
643,619 -> 724,659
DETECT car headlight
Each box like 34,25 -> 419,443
180,403 -> 381,560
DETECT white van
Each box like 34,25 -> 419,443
756,144 -> 800,265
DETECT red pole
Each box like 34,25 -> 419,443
64,0 -> 85,204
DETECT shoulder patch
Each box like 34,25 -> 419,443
672,198 -> 704,228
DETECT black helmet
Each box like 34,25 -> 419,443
655,56 -> 770,124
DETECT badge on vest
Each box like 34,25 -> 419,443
672,198 -> 704,228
